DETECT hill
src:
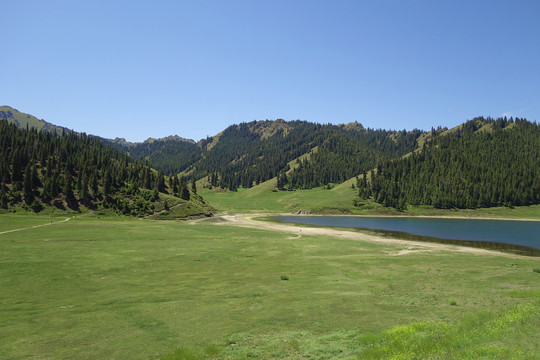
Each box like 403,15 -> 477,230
0,106 -> 425,193
99,118 -> 425,189
0,119 -> 211,217
105,135 -> 202,176
0,105 -> 71,134
358,116 -> 540,210
184,120 -> 424,190
3,105 -> 538,213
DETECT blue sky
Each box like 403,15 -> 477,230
3,0 -> 539,142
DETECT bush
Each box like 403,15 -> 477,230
280,275 -> 289,281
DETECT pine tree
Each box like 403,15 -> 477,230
90,174 -> 99,197
103,171 -> 112,196
63,172 -> 75,201
155,171 -> 166,192
81,175 -> 90,199
180,184 -> 190,201
144,169 -> 152,189
171,175 -> 178,195
23,163 -> 34,204
277,172 -> 288,190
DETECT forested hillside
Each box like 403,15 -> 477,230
4,105 -> 538,213
106,136 -> 202,176
190,120 -> 423,190
357,117 -> 540,209
0,120 -> 204,215
285,127 -> 423,189
106,119 -> 423,191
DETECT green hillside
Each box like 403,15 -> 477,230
104,119 -> 424,186
0,119 -> 211,217
106,135 -> 202,176
0,105 -> 68,134
361,117 -> 540,210
3,106 -> 538,214
188,120 -> 423,190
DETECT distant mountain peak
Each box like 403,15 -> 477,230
143,135 -> 195,144
0,105 -> 72,134
339,121 -> 365,131
247,119 -> 292,139
111,137 -> 132,146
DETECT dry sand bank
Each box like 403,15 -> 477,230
207,213 -> 532,258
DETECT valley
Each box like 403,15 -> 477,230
1,107 -> 539,359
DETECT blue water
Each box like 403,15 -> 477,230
276,216 -> 540,251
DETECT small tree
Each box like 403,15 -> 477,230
103,171 -> 112,196
277,172 -> 288,190
180,185 -> 190,201
81,175 -> 90,199
63,172 -> 75,201
23,163 -> 34,204
90,174 -> 99,197
171,175 -> 178,195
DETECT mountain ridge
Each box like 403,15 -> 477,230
1,106 -> 197,145
3,105 -> 538,212
0,105 -> 72,135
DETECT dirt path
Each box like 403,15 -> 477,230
210,213 -> 528,258
0,217 -> 72,235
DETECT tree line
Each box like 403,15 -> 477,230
105,120 -> 425,192
356,117 -> 540,210
0,121 -> 196,214
185,120 -> 424,191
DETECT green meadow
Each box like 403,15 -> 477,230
200,178 -> 540,219
1,213 -> 539,359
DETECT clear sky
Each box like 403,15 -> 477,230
3,0 -> 539,142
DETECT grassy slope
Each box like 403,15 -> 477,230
0,214 -> 538,359
0,105 -> 46,130
0,105 -> 67,133
0,190 -> 213,220
200,177 -> 363,214
200,177 -> 540,219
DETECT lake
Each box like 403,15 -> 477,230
275,216 -> 540,256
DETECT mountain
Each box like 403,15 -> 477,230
0,119 -> 211,217
0,105 -> 71,135
3,105 -> 538,212
188,120 -> 423,190
1,105 -> 203,178
101,118 -> 425,188
357,116 -> 540,210
1,106 -> 425,189
104,135 -> 201,176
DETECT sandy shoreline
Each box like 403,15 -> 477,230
274,213 -> 540,222
206,213 -> 536,258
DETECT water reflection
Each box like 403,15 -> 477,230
365,227 -> 540,257
275,216 -> 540,257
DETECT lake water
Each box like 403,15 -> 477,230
275,216 -> 540,256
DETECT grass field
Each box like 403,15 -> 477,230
1,213 -> 539,359
200,177 -> 540,219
